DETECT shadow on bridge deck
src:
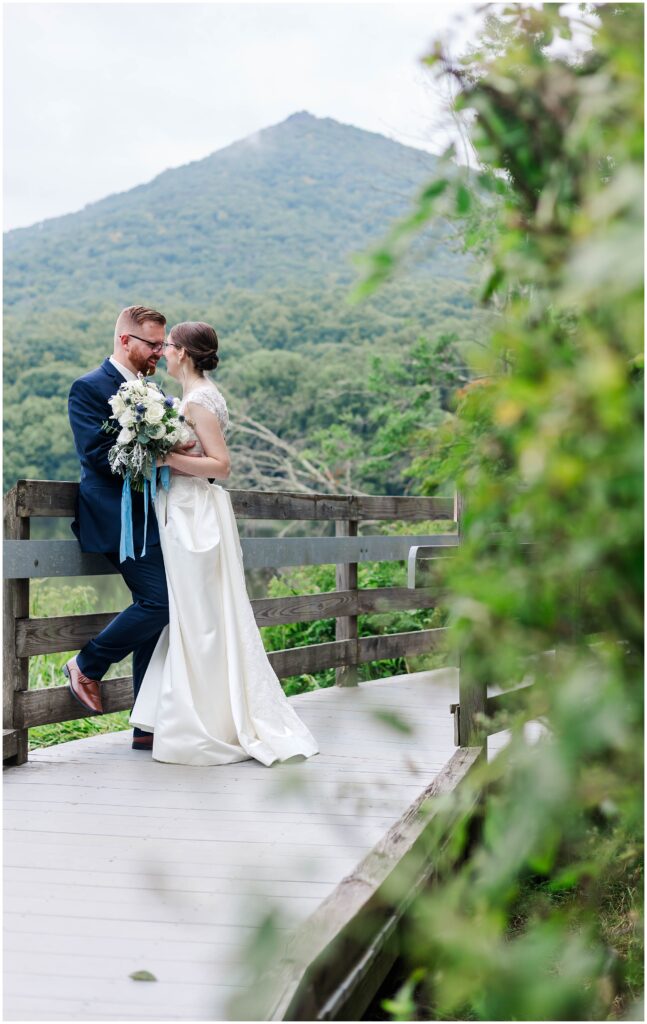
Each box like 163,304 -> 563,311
3,668 -> 460,1022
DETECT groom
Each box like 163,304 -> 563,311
66,305 -> 176,750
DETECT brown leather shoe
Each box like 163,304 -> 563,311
132,735 -> 154,751
63,658 -> 103,714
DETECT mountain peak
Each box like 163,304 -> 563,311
4,111 -> 464,310
283,110 -> 317,123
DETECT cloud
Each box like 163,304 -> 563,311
4,2 -> 482,231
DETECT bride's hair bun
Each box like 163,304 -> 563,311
169,321 -> 219,374
194,349 -> 219,372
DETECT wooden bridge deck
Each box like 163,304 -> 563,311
3,668 -> 463,1022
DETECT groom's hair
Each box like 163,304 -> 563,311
114,305 -> 166,342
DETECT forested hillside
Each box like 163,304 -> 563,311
4,112 -> 486,491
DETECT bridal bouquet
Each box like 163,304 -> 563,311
102,375 -> 191,561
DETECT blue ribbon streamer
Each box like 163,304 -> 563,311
119,475 -> 135,562
120,464 -> 171,563
141,478 -> 149,558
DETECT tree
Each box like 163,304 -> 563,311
360,4 -> 643,1018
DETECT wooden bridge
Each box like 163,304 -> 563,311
3,481 -> 491,1021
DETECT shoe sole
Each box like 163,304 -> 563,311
63,663 -> 102,715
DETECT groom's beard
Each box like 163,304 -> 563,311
131,353 -> 160,376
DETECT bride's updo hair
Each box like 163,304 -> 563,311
169,321 -> 219,373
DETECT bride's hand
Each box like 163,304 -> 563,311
157,445 -> 201,475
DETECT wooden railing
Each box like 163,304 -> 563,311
3,480 -> 459,766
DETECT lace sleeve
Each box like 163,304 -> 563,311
185,386 -> 230,434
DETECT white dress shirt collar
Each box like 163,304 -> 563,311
109,356 -> 138,382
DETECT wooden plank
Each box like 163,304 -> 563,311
242,746 -> 484,1021
2,908 -> 284,942
2,772 -> 430,805
256,589 -> 356,627
457,661 -> 486,747
2,888 -> 324,924
5,757 -> 438,786
3,540 -> 116,579
14,480 -> 455,522
3,728 -> 18,760
357,586 -> 439,614
2,794 -> 402,827
2,941 -> 239,975
268,639 -> 356,678
270,628 -> 445,677
3,808 -> 386,847
455,491 -> 486,746
3,488 -> 29,766
15,479 -> 78,518
3,835 -> 366,872
257,586 -> 440,624
4,534 -> 459,579
2,929 -> 276,962
2,863 -> 365,900
15,676 -> 133,727
3,846 -> 364,887
336,520 -> 358,687
16,612 -> 119,657
16,588 -> 441,656
2,948 -> 243,988
232,491 -> 456,522
357,627 -> 447,662
2,971 -> 242,1011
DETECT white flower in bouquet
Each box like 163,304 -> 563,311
109,393 -> 127,417
102,375 -> 189,491
144,403 -> 165,425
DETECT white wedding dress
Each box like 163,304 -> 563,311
130,382 -> 319,767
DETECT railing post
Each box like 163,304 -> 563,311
455,490 -> 486,746
335,519 -> 359,686
4,488 -> 29,765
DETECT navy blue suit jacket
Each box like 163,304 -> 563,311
68,358 -> 161,554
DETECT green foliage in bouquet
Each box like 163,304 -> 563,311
358,4 -> 643,1019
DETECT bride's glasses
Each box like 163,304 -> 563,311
128,334 -> 165,353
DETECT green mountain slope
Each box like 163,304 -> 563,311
4,112 -> 485,496
4,112 -> 469,310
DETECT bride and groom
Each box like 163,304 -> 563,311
65,305 -> 318,766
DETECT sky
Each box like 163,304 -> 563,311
3,1 -> 484,232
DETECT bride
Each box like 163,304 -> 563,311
130,321 -> 319,767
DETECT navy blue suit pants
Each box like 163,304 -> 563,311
76,544 -> 169,739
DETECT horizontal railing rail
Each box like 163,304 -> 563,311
4,533 -> 459,579
10,479 -> 456,521
17,586 -> 444,657
3,480 -> 457,766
